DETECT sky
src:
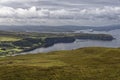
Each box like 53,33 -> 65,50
0,0 -> 120,26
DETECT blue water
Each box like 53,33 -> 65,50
21,29 -> 120,54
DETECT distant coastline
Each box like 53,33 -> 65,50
0,31 -> 114,56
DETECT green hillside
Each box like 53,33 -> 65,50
0,47 -> 120,80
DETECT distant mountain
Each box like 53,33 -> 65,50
0,25 -> 120,32
92,25 -> 120,31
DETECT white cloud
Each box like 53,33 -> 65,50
0,6 -> 120,19
0,6 -> 120,25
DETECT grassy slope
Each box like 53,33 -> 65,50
0,47 -> 120,80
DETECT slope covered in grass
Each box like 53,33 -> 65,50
0,47 -> 120,80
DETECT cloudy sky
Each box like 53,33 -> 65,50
0,0 -> 120,26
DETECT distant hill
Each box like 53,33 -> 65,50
0,25 -> 120,32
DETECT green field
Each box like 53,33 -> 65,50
0,36 -> 21,41
0,47 -> 120,80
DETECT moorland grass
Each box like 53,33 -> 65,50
0,47 -> 120,80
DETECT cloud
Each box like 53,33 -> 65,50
0,0 -> 35,3
0,0 -> 120,26
0,6 -> 48,18
0,6 -> 120,20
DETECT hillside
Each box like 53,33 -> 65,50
0,47 -> 120,80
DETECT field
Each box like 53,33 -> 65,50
0,47 -> 120,80
0,36 -> 20,41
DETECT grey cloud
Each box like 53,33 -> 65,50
0,0 -> 120,26
2,0 -> 120,9
0,6 -> 120,20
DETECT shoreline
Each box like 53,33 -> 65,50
0,46 -> 119,57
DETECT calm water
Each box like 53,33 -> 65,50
22,29 -> 120,54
